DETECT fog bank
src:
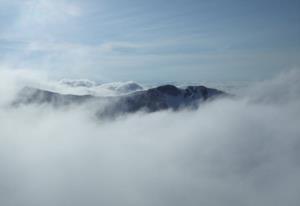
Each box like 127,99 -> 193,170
0,70 -> 300,206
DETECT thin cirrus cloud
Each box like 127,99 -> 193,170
0,0 -> 300,82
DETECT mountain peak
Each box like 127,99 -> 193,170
151,85 -> 181,96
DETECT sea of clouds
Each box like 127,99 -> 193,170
0,69 -> 300,206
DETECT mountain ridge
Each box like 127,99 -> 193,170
13,84 -> 228,118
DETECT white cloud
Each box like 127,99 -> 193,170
25,40 -> 145,54
0,0 -> 83,43
0,70 -> 300,206
21,0 -> 82,25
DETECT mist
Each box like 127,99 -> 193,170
0,70 -> 300,206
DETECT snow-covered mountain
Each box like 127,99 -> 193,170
13,84 -> 227,118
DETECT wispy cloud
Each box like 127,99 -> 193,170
21,0 -> 82,24
0,0 -> 299,81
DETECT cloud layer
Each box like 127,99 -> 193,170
0,70 -> 300,206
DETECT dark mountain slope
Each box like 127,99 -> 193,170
13,84 -> 227,117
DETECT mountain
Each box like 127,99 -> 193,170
13,84 -> 227,118
13,87 -> 94,106
113,85 -> 225,113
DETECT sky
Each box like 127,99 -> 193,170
0,0 -> 299,82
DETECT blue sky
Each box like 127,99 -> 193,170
0,0 -> 299,82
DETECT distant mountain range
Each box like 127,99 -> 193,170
13,84 -> 227,118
